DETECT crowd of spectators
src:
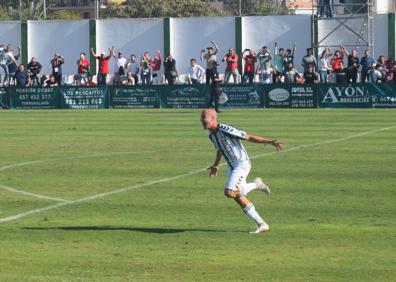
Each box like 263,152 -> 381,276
1,41 -> 396,88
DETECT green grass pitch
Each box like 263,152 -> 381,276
0,109 -> 395,281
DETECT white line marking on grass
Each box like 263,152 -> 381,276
0,125 -> 395,224
0,183 -> 70,203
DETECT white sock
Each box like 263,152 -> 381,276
242,203 -> 265,225
241,182 -> 257,196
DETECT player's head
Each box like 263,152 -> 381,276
200,109 -> 218,131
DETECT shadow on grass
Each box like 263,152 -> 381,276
21,226 -> 230,234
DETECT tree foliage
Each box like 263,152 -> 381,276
101,0 -> 224,19
48,10 -> 82,20
227,0 -> 289,16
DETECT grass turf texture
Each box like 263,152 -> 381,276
0,109 -> 395,281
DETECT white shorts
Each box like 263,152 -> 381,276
224,161 -> 251,191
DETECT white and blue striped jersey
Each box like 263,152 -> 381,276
209,123 -> 250,169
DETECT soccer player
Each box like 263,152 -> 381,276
200,109 -> 283,234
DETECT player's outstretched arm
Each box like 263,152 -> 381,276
208,151 -> 222,178
245,134 -> 284,151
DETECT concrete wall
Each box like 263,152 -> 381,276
28,20 -> 90,75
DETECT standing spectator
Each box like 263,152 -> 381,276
325,0 -> 334,18
140,52 -> 152,85
76,52 -> 90,84
282,62 -> 301,84
27,57 -> 42,86
360,50 -> 375,82
6,45 -> 20,85
187,58 -> 205,85
200,40 -> 219,85
319,48 -> 332,83
223,48 -> 239,84
331,50 -> 344,83
150,50 -> 162,85
91,46 -> 113,86
257,46 -> 272,72
273,43 -> 284,83
342,47 -> 360,83
163,54 -> 178,85
303,63 -> 320,84
0,44 -> 9,86
257,62 -> 274,84
14,64 -> 30,87
127,54 -> 140,85
208,66 -> 223,113
367,64 -> 383,83
242,49 -> 256,84
283,43 -> 296,70
50,53 -> 64,86
112,50 -> 128,85
377,55 -> 389,83
302,48 -> 317,72
318,0 -> 325,17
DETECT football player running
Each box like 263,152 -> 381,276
200,109 -> 283,234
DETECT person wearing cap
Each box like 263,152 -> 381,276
91,46 -> 114,86
200,40 -> 220,85
50,53 -> 64,86
111,49 -> 128,85
223,48 -> 239,84
27,57 -> 43,86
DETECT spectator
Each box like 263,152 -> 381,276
76,52 -> 90,85
324,0 -> 334,18
200,40 -> 219,85
223,48 -> 239,84
83,74 -> 96,86
302,48 -> 317,72
45,74 -> 58,87
303,63 -> 319,84
319,48 -> 332,83
342,47 -> 360,83
6,45 -> 20,86
331,50 -> 344,82
335,61 -> 347,83
0,44 -> 9,87
187,58 -> 205,85
377,55 -> 389,83
50,53 -> 64,86
121,71 -> 135,86
257,62 -> 274,84
91,46 -> 113,86
360,50 -> 375,82
318,0 -> 325,17
112,50 -> 128,85
27,57 -> 42,86
257,46 -> 272,73
282,62 -> 301,84
208,66 -> 223,113
367,64 -> 383,83
140,52 -> 152,85
127,54 -> 140,85
273,42 -> 284,83
391,61 -> 396,83
163,54 -> 178,85
150,50 -> 162,85
14,64 -> 30,87
242,49 -> 256,84
283,43 -> 296,70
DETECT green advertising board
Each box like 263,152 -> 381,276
263,84 -> 317,108
0,88 -> 9,109
216,84 -> 262,108
59,86 -> 108,109
318,84 -> 372,108
159,85 -> 208,108
10,87 -> 58,109
110,86 -> 160,108
369,84 -> 396,108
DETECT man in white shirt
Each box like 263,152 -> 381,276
187,58 -> 205,84
112,50 -> 128,85
201,109 -> 283,234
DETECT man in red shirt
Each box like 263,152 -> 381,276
242,49 -> 256,84
91,46 -> 114,86
150,50 -> 162,85
223,48 -> 239,84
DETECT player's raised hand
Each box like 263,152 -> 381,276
271,140 -> 284,151
208,165 -> 219,178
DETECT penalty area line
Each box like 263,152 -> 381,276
0,124 -> 395,225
